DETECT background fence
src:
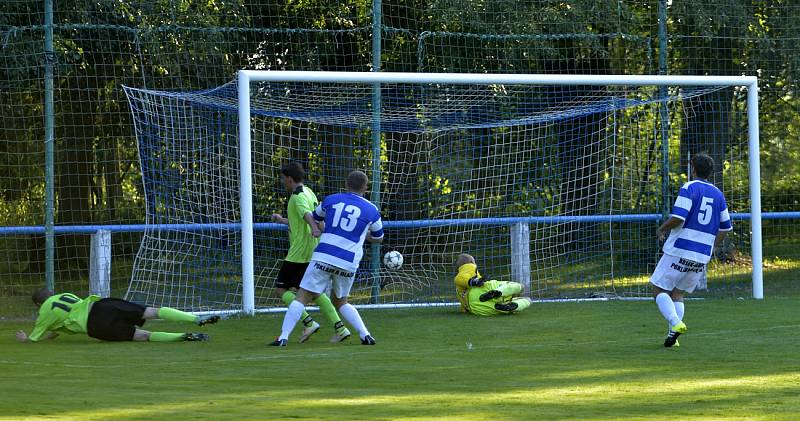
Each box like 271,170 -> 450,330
2,1 -> 799,314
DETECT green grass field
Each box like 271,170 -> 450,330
1,299 -> 799,420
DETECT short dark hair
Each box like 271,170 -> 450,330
455,253 -> 475,268
691,153 -> 714,179
280,161 -> 305,183
32,288 -> 53,307
346,170 -> 369,192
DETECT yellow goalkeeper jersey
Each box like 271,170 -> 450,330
454,263 -> 480,312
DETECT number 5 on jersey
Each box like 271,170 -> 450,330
697,196 -> 714,225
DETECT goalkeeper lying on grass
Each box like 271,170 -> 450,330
15,289 -> 219,343
454,254 -> 531,316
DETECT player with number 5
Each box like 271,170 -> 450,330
270,170 -> 383,346
650,153 -> 733,348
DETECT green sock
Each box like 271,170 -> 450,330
512,297 -> 531,312
315,294 -> 345,333
282,290 -> 312,326
157,307 -> 198,323
497,281 -> 523,297
148,332 -> 186,342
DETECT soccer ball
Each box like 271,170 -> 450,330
383,251 -> 403,270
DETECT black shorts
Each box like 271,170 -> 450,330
275,261 -> 310,290
86,298 -> 147,341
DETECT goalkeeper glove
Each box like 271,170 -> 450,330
468,276 -> 485,287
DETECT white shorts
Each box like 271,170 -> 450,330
649,254 -> 706,293
299,261 -> 356,299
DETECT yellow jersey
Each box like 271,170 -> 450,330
454,263 -> 480,312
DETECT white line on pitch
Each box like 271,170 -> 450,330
2,323 -> 798,369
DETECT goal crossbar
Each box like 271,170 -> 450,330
238,70 -> 757,88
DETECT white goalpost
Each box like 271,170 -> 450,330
122,71 -> 761,314
235,71 -> 762,315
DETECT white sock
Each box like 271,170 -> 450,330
674,301 -> 685,320
280,300 -> 305,340
338,303 -> 369,339
667,301 -> 685,333
655,293 -> 680,327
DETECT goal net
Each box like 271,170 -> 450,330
123,72 -> 760,313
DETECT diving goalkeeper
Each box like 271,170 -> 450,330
454,254 -> 531,316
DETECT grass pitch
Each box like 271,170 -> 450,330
1,299 -> 799,420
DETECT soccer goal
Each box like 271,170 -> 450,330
123,71 -> 762,314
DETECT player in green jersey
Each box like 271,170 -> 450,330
270,162 -> 351,343
15,289 -> 219,343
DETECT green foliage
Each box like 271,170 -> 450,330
1,0 -> 800,300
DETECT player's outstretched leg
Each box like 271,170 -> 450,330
197,315 -> 220,326
183,332 -> 210,341
136,329 -> 209,342
145,306 -> 219,327
282,290 -> 319,342
271,300 -> 306,347
667,300 -> 686,347
654,292 -> 680,325
338,303 -> 375,345
655,291 -> 686,347
145,306 -> 220,327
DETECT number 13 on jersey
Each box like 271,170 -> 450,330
331,202 -> 361,232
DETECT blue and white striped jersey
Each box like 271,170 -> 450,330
311,192 -> 384,272
663,179 -> 733,264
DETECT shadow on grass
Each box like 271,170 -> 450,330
1,299 -> 799,419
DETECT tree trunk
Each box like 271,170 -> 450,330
56,95 -> 96,271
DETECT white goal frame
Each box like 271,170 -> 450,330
237,71 -> 763,314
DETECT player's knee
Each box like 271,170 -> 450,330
143,307 -> 159,319
652,286 -> 669,297
294,288 -> 317,305
133,329 -> 151,342
331,296 -> 347,308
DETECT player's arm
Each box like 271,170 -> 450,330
715,203 -> 733,247
16,331 -> 57,343
311,203 -> 326,223
271,213 -> 288,225
367,216 -> 384,243
454,266 -> 484,289
656,216 -> 683,242
658,187 -> 691,241
18,313 -> 58,343
303,212 -> 322,238
714,230 -> 728,247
